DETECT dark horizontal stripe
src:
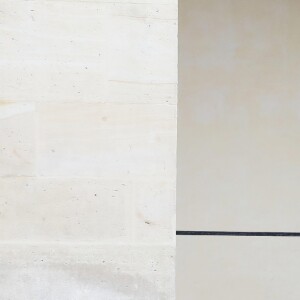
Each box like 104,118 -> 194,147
176,231 -> 300,237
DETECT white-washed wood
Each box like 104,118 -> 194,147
37,103 -> 176,178
0,102 -> 36,176
0,244 -> 174,300
0,0 -> 177,104
0,177 -> 131,242
0,0 -> 177,297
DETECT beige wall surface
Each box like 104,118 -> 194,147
178,0 -> 300,299
178,0 -> 300,232
0,0 -> 177,299
177,236 -> 300,300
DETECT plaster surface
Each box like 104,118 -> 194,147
177,1 -> 300,299
177,236 -> 300,300
178,0 -> 300,231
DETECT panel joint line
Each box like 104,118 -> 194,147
176,231 -> 300,237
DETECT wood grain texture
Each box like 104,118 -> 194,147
0,0 -> 177,298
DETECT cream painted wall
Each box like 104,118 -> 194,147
0,0 -> 177,299
178,0 -> 300,299
178,0 -> 300,232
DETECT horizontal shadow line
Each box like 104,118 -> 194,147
176,231 -> 300,237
